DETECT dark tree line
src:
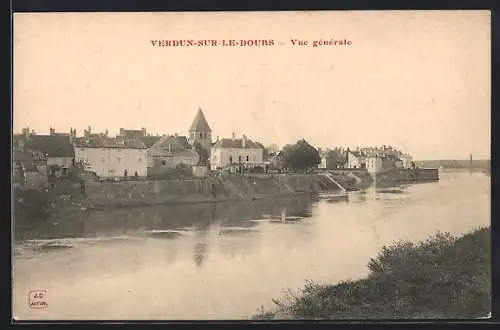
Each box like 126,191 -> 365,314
281,139 -> 321,170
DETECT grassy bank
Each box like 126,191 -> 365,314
252,227 -> 491,320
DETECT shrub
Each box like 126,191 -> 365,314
252,227 -> 491,320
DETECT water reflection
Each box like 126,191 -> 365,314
14,183 -> 417,244
15,195 -> 319,242
12,172 -> 490,320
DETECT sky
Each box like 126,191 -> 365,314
13,11 -> 490,160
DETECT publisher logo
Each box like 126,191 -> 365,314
28,290 -> 48,309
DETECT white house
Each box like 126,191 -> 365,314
210,134 -> 265,172
366,156 -> 402,174
401,153 -> 414,168
346,150 -> 366,169
74,137 -> 148,178
146,135 -> 200,177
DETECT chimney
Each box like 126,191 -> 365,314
141,127 -> 146,136
242,134 -> 247,148
49,127 -> 55,135
216,136 -> 219,142
119,128 -> 124,137
232,132 -> 235,141
22,127 -> 30,139
168,143 -> 171,153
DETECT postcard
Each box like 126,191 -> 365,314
12,10 -> 491,320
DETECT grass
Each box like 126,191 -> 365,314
252,227 -> 491,320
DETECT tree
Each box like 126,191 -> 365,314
265,143 -> 279,155
194,142 -> 209,165
281,139 -> 321,170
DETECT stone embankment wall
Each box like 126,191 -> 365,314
82,174 -> 309,208
375,168 -> 439,185
329,169 -> 374,189
16,168 -> 439,214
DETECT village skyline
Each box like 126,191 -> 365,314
12,118 -> 415,160
12,111 -> 487,161
13,11 -> 490,160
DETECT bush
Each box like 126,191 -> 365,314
252,227 -> 491,320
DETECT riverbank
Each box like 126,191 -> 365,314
13,168 -> 439,219
252,226 -> 491,320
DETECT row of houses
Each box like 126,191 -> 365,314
13,108 -> 269,182
318,147 -> 414,173
13,107 -> 416,184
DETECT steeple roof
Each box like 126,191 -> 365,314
189,108 -> 212,132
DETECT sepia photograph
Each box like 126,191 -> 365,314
12,10 -> 491,320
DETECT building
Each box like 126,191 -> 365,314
318,149 -> 345,169
12,149 -> 48,188
346,149 -> 366,169
401,153 -> 414,168
14,128 -> 75,174
74,135 -> 148,179
366,156 -> 403,174
188,107 -> 212,151
147,134 -> 200,177
210,134 -> 265,172
118,127 -> 147,139
267,151 -> 285,170
139,135 -> 162,150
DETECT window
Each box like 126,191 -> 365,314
162,160 -> 167,166
117,157 -> 122,163
138,157 -> 142,163
246,155 -> 249,162
200,132 -> 203,139
238,155 -> 242,162
101,156 -> 106,163
229,156 -> 233,163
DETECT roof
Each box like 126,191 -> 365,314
74,136 -> 146,149
212,138 -> 264,149
175,136 -> 189,148
349,150 -> 363,158
119,129 -> 145,139
149,135 -> 189,155
172,149 -> 199,157
17,135 -> 75,157
13,151 -> 39,171
189,108 -> 211,132
140,135 -> 162,148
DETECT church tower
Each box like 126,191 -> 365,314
188,107 -> 212,150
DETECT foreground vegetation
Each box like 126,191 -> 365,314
252,227 -> 491,320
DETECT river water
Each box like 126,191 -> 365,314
12,170 -> 490,320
